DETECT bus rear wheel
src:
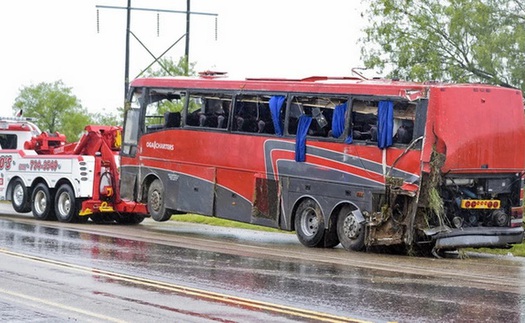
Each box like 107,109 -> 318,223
337,206 -> 365,251
11,178 -> 31,213
31,183 -> 56,221
147,179 -> 172,222
55,184 -> 81,223
294,198 -> 325,248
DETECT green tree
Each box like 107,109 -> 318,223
143,56 -> 197,77
360,0 -> 525,91
13,80 -> 91,142
90,110 -> 123,126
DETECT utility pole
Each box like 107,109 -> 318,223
124,0 -> 131,101
96,2 -> 218,104
185,0 -> 190,76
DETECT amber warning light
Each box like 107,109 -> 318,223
461,199 -> 500,209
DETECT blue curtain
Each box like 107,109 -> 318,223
295,115 -> 312,162
269,96 -> 285,136
331,102 -> 347,138
377,100 -> 394,149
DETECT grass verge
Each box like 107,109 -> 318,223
170,213 -> 288,233
464,224 -> 525,257
465,243 -> 525,257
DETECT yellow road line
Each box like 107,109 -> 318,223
0,248 -> 373,323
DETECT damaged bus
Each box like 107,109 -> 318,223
120,73 -> 525,256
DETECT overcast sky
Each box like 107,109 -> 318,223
0,0 -> 369,115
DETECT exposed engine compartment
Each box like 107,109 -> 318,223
438,175 -> 522,229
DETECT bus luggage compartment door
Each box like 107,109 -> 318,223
214,168 -> 254,224
176,166 -> 215,216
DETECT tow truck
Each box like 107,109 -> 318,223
0,116 -> 148,223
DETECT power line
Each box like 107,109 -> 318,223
96,1 -> 218,103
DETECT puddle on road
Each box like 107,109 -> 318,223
0,218 -> 523,322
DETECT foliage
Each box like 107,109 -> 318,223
170,213 -> 288,233
465,243 -> 525,257
90,109 -> 123,126
361,0 -> 525,91
13,80 -> 91,141
143,56 -> 197,78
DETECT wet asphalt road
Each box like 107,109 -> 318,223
1,203 -> 525,322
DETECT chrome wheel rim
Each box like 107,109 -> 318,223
300,207 -> 319,237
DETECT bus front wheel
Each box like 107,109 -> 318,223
294,198 -> 325,248
337,206 -> 365,251
147,179 -> 172,222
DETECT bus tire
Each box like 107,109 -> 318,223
55,184 -> 80,223
11,178 -> 31,213
337,206 -> 365,251
322,220 -> 340,248
147,179 -> 171,222
294,198 -> 325,248
31,183 -> 56,221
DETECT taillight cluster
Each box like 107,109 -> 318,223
461,200 -> 500,209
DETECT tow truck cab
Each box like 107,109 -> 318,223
0,117 -> 42,149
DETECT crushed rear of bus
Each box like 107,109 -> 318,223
376,84 -> 525,255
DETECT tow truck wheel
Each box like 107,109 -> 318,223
147,179 -> 172,222
11,178 -> 31,213
31,183 -> 56,221
337,206 -> 365,251
294,198 -> 325,248
55,184 -> 80,223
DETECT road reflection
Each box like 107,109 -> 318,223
0,218 -> 523,322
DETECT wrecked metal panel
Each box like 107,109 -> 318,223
433,227 -> 524,249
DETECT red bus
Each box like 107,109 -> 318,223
120,74 -> 525,255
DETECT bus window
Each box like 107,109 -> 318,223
351,99 -> 416,145
351,100 -> 378,142
186,93 -> 231,129
287,95 -> 348,139
392,101 -> 416,144
233,95 -> 276,134
144,89 -> 185,133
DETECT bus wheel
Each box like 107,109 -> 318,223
323,220 -> 340,248
31,183 -> 56,221
337,206 -> 365,251
11,178 -> 31,213
294,198 -> 325,248
147,179 -> 172,222
55,184 -> 80,223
